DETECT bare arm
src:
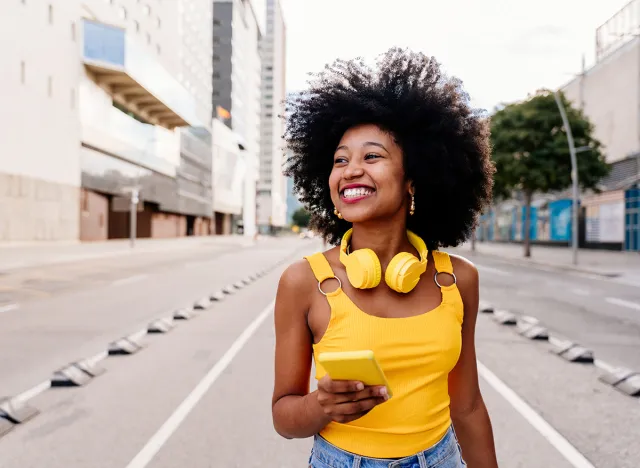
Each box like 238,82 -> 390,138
271,261 -> 388,439
271,261 -> 330,439
449,257 -> 499,467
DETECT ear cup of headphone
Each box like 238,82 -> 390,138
385,252 -> 425,293
344,248 -> 382,289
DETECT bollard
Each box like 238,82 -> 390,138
492,310 -> 517,325
222,285 -> 235,295
210,291 -> 225,302
233,281 -> 245,290
479,301 -> 494,314
194,297 -> 211,310
552,340 -> 594,363
174,307 -> 196,320
108,335 -> 145,355
148,317 -> 174,334
599,368 -> 640,397
516,316 -> 549,341
51,363 -> 93,387
0,397 -> 39,425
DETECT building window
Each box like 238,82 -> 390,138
134,20 -> 140,32
156,44 -> 161,54
144,4 -> 151,16
213,18 -> 221,26
213,36 -> 220,44
212,54 -> 220,62
119,6 -> 127,19
156,16 -> 161,28
48,76 -> 53,97
71,21 -> 76,41
146,32 -> 151,44
20,61 -> 25,84
48,4 -> 53,24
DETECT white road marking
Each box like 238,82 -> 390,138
570,288 -> 590,296
476,265 -> 509,276
0,303 -> 18,314
477,360 -> 595,468
112,274 -> 148,287
125,300 -> 275,468
605,297 -> 640,311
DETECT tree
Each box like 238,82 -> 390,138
490,90 -> 609,257
291,207 -> 311,228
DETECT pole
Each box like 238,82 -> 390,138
554,91 -> 579,265
130,188 -> 139,248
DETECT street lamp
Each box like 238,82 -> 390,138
553,91 -> 579,266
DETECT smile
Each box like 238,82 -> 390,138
340,186 -> 376,204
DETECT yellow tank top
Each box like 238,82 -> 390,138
306,250 -> 464,458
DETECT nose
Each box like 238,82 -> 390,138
343,161 -> 365,180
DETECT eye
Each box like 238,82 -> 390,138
364,153 -> 382,160
334,156 -> 348,165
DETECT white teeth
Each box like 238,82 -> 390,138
343,188 -> 374,198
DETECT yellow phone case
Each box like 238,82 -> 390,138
317,350 -> 393,397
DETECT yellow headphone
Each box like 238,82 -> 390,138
339,228 -> 428,294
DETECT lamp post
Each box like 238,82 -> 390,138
553,91 -> 579,266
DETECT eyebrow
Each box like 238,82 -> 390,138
335,141 -> 390,153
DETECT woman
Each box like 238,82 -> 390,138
272,48 -> 498,467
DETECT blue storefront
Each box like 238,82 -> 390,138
625,188 -> 640,252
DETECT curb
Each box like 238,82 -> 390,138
469,251 -> 620,278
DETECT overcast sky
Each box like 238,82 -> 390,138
279,0 -> 630,111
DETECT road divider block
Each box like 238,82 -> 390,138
0,397 -> 39,425
51,363 -> 92,387
516,316 -> 549,341
194,297 -> 211,310
552,339 -> 594,363
108,335 -> 145,355
599,368 -> 640,397
492,310 -> 517,325
242,277 -> 252,285
174,307 -> 196,320
210,291 -> 225,302
148,317 -> 174,334
479,301 -> 494,314
233,281 -> 245,290
248,274 -> 257,281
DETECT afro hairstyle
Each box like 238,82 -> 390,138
284,47 -> 494,248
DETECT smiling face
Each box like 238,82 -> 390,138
330,124 -> 412,224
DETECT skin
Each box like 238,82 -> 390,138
272,124 -> 498,466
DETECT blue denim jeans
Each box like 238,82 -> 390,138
309,425 -> 467,468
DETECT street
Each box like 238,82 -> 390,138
0,238 -> 639,467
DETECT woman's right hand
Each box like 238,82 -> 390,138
316,375 -> 389,424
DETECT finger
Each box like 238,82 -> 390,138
331,386 -> 388,404
319,376 -> 365,394
335,396 -> 387,416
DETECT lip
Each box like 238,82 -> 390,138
339,184 -> 376,204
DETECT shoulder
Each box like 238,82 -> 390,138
448,253 -> 479,296
278,257 -> 317,295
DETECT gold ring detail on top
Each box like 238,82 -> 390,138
318,276 -> 343,296
434,272 -> 457,288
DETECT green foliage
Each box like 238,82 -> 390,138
490,90 -> 610,199
292,207 -> 311,228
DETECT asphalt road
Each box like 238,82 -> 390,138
0,238 -> 638,467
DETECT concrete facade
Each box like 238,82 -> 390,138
212,0 -> 262,238
563,37 -> 640,164
0,0 -> 213,242
257,0 -> 287,232
0,1 -> 82,241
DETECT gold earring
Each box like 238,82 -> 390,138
409,194 -> 415,216
334,207 -> 343,219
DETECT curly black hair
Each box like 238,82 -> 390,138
284,48 -> 494,248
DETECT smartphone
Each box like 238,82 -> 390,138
317,350 -> 393,397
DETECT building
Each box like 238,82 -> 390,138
256,0 -> 287,234
0,0 -> 215,242
285,175 -> 303,225
560,1 -> 640,251
212,0 -> 263,237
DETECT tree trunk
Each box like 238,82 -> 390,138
523,191 -> 532,258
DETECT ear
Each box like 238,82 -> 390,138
406,180 -> 415,196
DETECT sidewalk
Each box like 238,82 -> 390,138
0,235 -> 257,272
459,241 -> 640,278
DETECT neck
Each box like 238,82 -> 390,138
349,218 -> 415,267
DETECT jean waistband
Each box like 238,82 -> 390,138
311,424 -> 459,468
